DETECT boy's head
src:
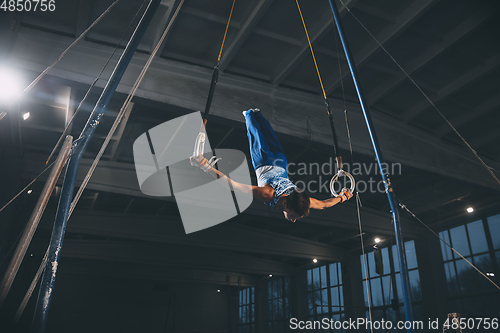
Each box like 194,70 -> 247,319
284,189 -> 310,222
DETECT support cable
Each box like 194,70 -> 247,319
9,4 -> 185,322
45,0 -> 149,165
0,136 -> 72,309
0,198 -> 28,269
0,0 -> 147,214
332,13 -> 374,327
69,0 -> 185,217
202,0 -> 236,125
31,0 -> 164,330
296,0 -> 372,325
0,0 -> 122,122
13,250 -> 48,324
0,161 -> 55,214
356,193 -> 374,333
295,0 -> 342,168
337,0 -> 500,187
0,0 -> 148,215
396,196 -> 500,291
327,1 -> 415,330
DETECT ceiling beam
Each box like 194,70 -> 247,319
219,0 -> 275,72
354,3 -> 396,23
270,0 -> 356,86
181,6 -> 241,29
55,258 -> 258,286
435,94 -> 500,138
109,102 -> 134,161
10,27 -> 500,192
21,152 -> 422,237
148,0 -> 177,55
411,188 -> 472,215
403,53 -> 500,123
76,0 -> 92,37
469,131 -> 500,149
30,239 -> 295,275
367,6 -> 495,106
36,211 -> 346,261
325,0 -> 436,94
270,11 -> 337,86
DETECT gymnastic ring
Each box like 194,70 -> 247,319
193,132 -> 206,157
329,169 -> 355,197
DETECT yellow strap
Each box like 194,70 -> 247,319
295,0 -> 327,100
218,0 -> 236,62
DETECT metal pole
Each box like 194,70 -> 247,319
327,1 -> 415,331
30,1 -> 161,332
0,135 -> 73,309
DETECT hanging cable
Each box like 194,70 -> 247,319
396,196 -> 500,291
334,25 -> 374,328
295,0 -> 355,198
0,0 -> 122,122
336,0 -> 500,187
0,161 -> 56,214
327,6 -> 377,326
45,0 -> 149,165
356,193 -> 374,333
5,1 -> 185,320
202,0 -> 236,126
13,249 -> 48,324
69,0 -> 185,216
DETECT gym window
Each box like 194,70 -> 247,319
307,262 -> 345,332
439,214 -> 500,316
267,276 -> 292,332
360,240 -> 423,326
238,287 -> 255,333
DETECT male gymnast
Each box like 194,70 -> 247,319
191,108 -> 352,222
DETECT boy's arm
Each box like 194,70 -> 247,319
192,154 -> 274,203
309,189 -> 353,210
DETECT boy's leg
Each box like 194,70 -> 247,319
252,110 -> 288,168
244,110 -> 270,171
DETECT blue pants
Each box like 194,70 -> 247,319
244,109 -> 288,172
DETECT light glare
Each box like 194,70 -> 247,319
23,112 -> 30,120
0,67 -> 22,103
312,258 -> 318,263
466,207 -> 474,213
375,238 -> 380,243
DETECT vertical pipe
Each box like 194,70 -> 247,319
327,1 -> 415,331
0,135 -> 73,309
30,1 -> 161,332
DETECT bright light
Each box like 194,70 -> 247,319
27,189 -> 32,194
268,274 -> 273,278
312,258 -> 318,263
375,238 -> 381,243
487,272 -> 495,277
217,289 -> 221,293
467,207 -> 474,213
0,67 -> 22,103
23,112 -> 30,120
